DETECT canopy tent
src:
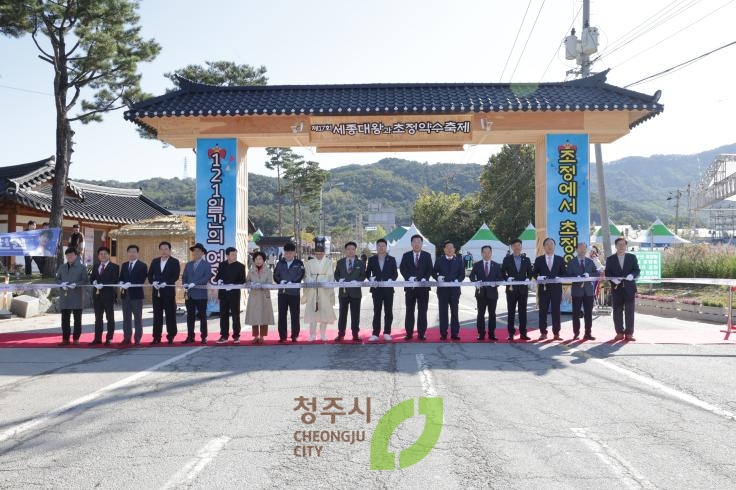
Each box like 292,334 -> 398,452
460,223 -> 508,264
632,218 -> 690,247
384,225 -> 408,244
518,223 -> 536,258
248,228 -> 264,250
388,223 -> 435,262
590,220 -> 624,246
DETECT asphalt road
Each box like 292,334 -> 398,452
1,289 -> 735,489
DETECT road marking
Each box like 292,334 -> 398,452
567,347 -> 736,422
160,436 -> 230,490
0,347 -> 206,444
571,427 -> 655,489
415,354 -> 437,397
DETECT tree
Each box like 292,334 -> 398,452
1,0 -> 160,274
479,144 -> 535,243
164,61 -> 267,88
281,157 -> 328,255
265,147 -> 300,235
412,189 -> 481,254
365,225 -> 387,244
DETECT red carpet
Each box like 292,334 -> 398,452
0,325 -> 733,347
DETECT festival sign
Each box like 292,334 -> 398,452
309,115 -> 473,143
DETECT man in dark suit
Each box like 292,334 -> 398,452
469,245 -> 504,341
334,241 -> 366,341
273,242 -> 305,342
366,238 -> 398,342
501,239 -> 533,342
432,240 -> 466,341
566,242 -> 598,340
533,237 -> 567,340
182,243 -> 213,344
605,237 -> 641,341
118,244 -> 148,345
88,246 -> 119,345
214,247 -> 246,344
399,234 -> 433,340
147,241 -> 181,344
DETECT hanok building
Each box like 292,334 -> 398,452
0,156 -> 171,264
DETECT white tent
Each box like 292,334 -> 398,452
631,218 -> 690,247
518,223 -> 536,258
248,228 -> 264,250
589,220 -> 624,247
460,223 -> 508,263
388,223 -> 435,263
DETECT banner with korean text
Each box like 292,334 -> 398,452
196,138 -> 238,279
546,134 -> 590,313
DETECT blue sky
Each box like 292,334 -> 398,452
1,0 -> 734,181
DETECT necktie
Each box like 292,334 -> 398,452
193,260 -> 198,272
348,259 -> 353,272
414,253 -> 419,266
99,263 -> 104,275
580,259 -> 584,270
484,261 -> 489,276
129,261 -> 133,273
547,256 -> 552,271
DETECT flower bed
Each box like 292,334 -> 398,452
636,294 -> 727,323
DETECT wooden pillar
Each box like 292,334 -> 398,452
236,139 -> 249,260
534,135 -> 547,257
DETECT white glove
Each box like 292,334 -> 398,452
408,276 -> 416,281
160,282 -> 167,288
454,279 -> 459,282
120,282 -> 130,290
537,275 -> 546,281
611,278 -> 621,285
217,279 -> 224,285
524,278 -> 532,285
437,275 -> 445,282
93,280 -> 98,285
583,272 -> 590,278
94,282 -> 103,290
339,278 -> 345,282
188,282 -> 195,290
420,278 -> 427,282
280,280 -> 287,284
68,283 -> 77,289
152,281 -> 160,289
60,281 -> 69,290
626,274 -> 634,281
506,277 -> 513,282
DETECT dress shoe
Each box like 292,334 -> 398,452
88,340 -> 102,346
72,339 -> 80,345
489,336 -> 498,342
572,333 -> 580,340
291,337 -> 298,342
520,335 -> 531,341
451,335 -> 461,341
538,333 -> 548,340
104,340 -> 112,346
352,335 -> 360,342
476,335 -> 486,341
404,334 -> 413,340
440,334 -> 447,340
120,339 -> 132,346
614,333 -> 625,341
278,339 -> 287,344
418,335 -> 426,341
200,338 -> 207,344
58,340 -> 70,346
334,335 -> 345,341
134,340 -> 141,346
552,335 -> 563,341
150,339 -> 160,345
182,338 -> 194,344
583,335 -> 596,341
624,334 -> 636,341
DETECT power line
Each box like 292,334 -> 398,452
614,0 -> 734,68
538,4 -> 582,81
0,83 -> 53,96
509,0 -> 548,82
624,39 -> 736,88
499,0 -> 533,82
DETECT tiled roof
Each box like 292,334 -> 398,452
0,159 -> 170,224
125,70 -> 663,133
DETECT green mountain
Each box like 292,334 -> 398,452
77,143 -> 735,234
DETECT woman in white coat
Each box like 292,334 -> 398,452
302,243 -> 336,341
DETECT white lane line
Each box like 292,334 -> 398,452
571,428 -> 655,489
0,347 -> 206,444
567,347 -> 736,422
160,436 -> 231,490
415,354 -> 437,397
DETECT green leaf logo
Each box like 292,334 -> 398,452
370,397 -> 443,470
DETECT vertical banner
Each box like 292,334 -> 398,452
196,138 -> 238,280
546,134 -> 590,313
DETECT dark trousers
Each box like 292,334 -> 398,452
404,288 -> 430,337
371,290 -> 394,336
93,295 -> 115,342
219,293 -> 242,339
476,295 -> 498,338
25,255 -> 44,275
437,289 -> 461,337
538,285 -> 562,335
121,296 -> 143,343
185,298 -> 208,340
61,309 -> 82,341
505,287 -> 528,335
612,290 -> 636,334
572,295 -> 595,336
152,294 -> 177,341
278,293 -> 301,340
338,296 -> 361,336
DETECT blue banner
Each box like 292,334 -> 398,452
546,134 -> 590,313
196,138 -> 238,278
0,228 -> 61,257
